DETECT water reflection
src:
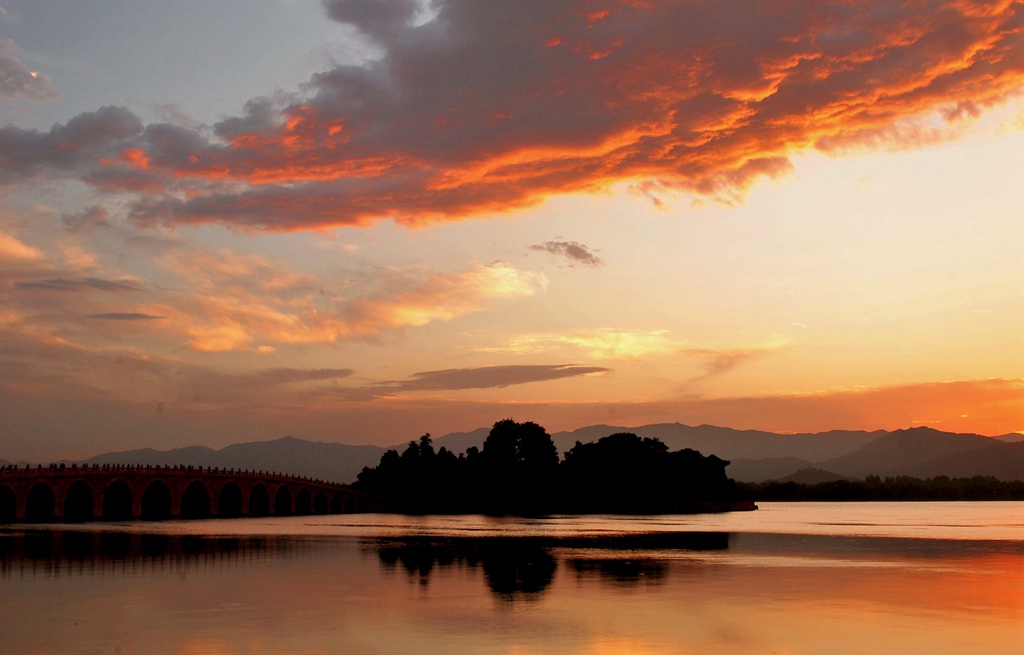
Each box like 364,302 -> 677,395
0,529 -> 298,578
369,532 -> 729,598
2,528 -> 729,599
374,538 -> 559,599
567,557 -> 669,586
2,511 -> 1024,655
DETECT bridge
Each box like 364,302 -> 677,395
0,463 -> 377,522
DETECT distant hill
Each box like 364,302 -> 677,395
777,468 -> 851,484
497,424 -> 1020,483
76,436 -> 385,485
994,433 -> 1024,444
15,423 -> 1018,484
818,427 -> 1000,478
726,457 -> 816,483
902,441 -> 1024,480
425,427 -> 491,455
545,424 -> 882,462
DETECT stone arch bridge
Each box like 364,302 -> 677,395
0,463 -> 378,523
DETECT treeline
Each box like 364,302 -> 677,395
739,475 -> 1024,501
354,419 -> 741,514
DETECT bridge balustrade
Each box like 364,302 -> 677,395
0,464 -> 376,523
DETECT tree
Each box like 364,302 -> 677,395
480,419 -> 559,514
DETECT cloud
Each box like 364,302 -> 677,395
15,277 -> 142,292
323,0 -> 421,42
0,230 -> 46,269
681,334 -> 795,381
337,262 -> 547,337
488,328 -> 682,360
176,366 -> 358,401
86,312 -> 165,321
61,205 -> 114,232
379,364 -> 610,392
484,329 -> 793,373
0,106 -> 143,184
0,38 -> 58,101
530,240 -> 604,267
1,1 -> 1019,229
155,252 -> 547,352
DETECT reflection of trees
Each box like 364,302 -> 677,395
481,542 -> 557,598
374,537 -> 557,600
567,558 -> 669,586
371,532 -> 730,598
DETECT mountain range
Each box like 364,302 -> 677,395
8,424 -> 1022,484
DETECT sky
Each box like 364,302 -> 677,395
0,0 -> 1021,461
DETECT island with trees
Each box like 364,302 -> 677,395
738,475 -> 1024,501
353,419 -> 756,514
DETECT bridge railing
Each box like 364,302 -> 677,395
0,462 -> 354,490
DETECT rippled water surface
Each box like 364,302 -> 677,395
2,502 -> 1022,654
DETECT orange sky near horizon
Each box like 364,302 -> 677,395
0,0 -> 1021,460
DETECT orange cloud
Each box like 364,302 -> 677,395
0,230 -> 46,268
157,253 -> 547,352
2,1 -> 1019,230
484,329 -> 793,373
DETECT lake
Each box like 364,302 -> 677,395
2,502 -> 1022,654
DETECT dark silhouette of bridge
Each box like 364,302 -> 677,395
0,463 -> 376,523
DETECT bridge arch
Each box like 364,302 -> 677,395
141,480 -> 172,520
217,482 -> 243,518
1,467 -> 375,523
102,479 -> 133,520
63,480 -> 94,522
248,483 -> 269,517
295,488 -> 311,515
314,490 -> 328,514
274,486 -> 292,516
0,485 -> 15,522
25,482 -> 56,522
180,481 -> 211,519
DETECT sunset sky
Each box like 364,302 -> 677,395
1,0 -> 1021,461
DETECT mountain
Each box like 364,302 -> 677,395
994,433 -> 1024,444
777,468 -> 851,484
551,424 -> 884,461
77,437 -> 385,484
902,441 -> 1024,480
726,457 -> 816,482
818,427 -> 999,478
428,427 -> 491,454
29,423 -> 1020,485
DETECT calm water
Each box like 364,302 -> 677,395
2,502 -> 1022,654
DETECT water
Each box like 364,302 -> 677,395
2,503 -> 1022,654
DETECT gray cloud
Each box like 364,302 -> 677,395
323,0 -> 421,42
530,241 -> 603,268
87,312 -> 165,321
0,106 -> 143,184
681,336 -> 793,381
381,364 -> 610,391
244,368 -> 356,386
0,38 -> 57,101
15,277 -> 142,292
61,205 -> 113,232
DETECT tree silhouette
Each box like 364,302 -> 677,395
355,421 -> 742,514
480,419 -> 558,514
